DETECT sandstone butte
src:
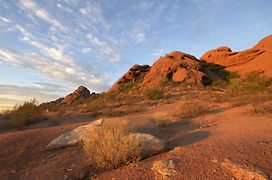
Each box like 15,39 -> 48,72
201,34 -> 272,76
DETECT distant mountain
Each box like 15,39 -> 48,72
61,86 -> 91,105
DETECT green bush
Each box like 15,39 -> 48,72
144,87 -> 164,100
8,99 -> 43,129
225,72 -> 272,96
118,82 -> 136,92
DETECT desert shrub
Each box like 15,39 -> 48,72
250,102 -> 271,114
118,82 -> 136,92
126,105 -> 144,113
174,102 -> 209,119
8,99 -> 43,129
225,72 -> 272,96
227,71 -> 240,79
211,80 -> 228,89
101,110 -> 127,117
144,87 -> 164,100
83,123 -> 141,169
99,91 -> 116,100
150,111 -> 172,127
159,78 -> 178,87
85,101 -> 103,113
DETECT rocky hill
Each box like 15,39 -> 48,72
61,86 -> 91,105
110,34 -> 272,92
110,51 -> 227,92
201,34 -> 272,76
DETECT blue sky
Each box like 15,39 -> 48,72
0,0 -> 271,110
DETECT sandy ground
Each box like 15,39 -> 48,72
0,98 -> 272,179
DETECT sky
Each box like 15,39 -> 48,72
0,0 -> 271,111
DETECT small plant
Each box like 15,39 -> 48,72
150,111 -> 172,127
174,102 -> 209,119
160,78 -> 178,87
118,82 -> 136,92
83,123 -> 141,169
8,99 -> 43,129
211,80 -> 228,89
144,87 -> 164,100
251,102 -> 271,114
225,72 -> 272,96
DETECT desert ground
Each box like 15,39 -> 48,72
1,88 -> 272,179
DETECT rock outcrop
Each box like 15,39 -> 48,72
110,51 -> 227,91
201,34 -> 272,76
142,51 -> 224,86
61,86 -> 91,104
110,64 -> 150,92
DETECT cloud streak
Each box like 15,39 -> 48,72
20,0 -> 66,31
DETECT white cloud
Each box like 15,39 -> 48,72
86,33 -> 121,62
20,0 -> 66,31
135,32 -> 146,43
0,48 -> 108,91
16,24 -> 66,62
65,67 -> 76,75
0,16 -> 11,23
81,47 -> 92,54
152,49 -> 165,57
79,7 -> 93,15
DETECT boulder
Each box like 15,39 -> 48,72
125,133 -> 165,158
46,119 -> 103,150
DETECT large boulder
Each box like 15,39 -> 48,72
61,86 -> 91,104
46,119 -> 104,150
126,133 -> 165,158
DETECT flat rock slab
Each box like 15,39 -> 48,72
221,159 -> 268,180
152,158 -> 178,179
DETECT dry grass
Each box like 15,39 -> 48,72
150,111 -> 172,127
173,102 -> 209,119
250,102 -> 272,115
144,87 -> 164,100
83,122 -> 141,169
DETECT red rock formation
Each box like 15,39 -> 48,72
110,64 -> 150,92
110,51 -> 226,92
201,34 -> 272,76
142,51 -> 207,85
61,86 -> 90,104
